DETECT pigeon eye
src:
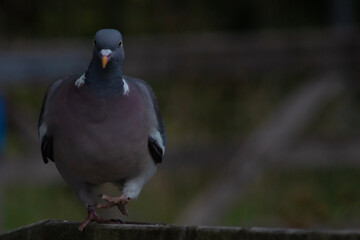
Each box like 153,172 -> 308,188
118,41 -> 122,47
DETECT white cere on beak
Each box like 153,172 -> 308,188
100,49 -> 112,57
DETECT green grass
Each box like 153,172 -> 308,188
3,167 -> 360,231
3,183 -> 84,230
222,167 -> 360,228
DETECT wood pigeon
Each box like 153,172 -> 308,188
38,29 -> 166,231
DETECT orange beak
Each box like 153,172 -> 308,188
101,56 -> 109,69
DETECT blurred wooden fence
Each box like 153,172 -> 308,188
2,220 -> 360,240
0,28 -> 359,85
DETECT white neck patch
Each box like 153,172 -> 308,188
123,78 -> 130,95
75,74 -> 86,88
75,74 -> 129,96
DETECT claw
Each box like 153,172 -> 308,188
117,204 -> 129,216
110,219 -> 123,223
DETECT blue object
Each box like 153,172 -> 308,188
0,96 -> 6,155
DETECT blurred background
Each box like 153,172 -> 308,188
1,0 -> 360,232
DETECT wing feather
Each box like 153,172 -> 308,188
148,137 -> 163,164
38,78 -> 66,164
130,77 -> 166,164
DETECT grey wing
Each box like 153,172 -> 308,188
38,78 -> 64,164
131,77 -> 166,164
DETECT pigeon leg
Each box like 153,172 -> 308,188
96,194 -> 130,216
78,207 -> 118,231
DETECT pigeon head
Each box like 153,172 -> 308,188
85,29 -> 126,94
92,29 -> 125,70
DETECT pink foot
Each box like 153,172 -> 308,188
78,208 -> 119,231
96,194 -> 130,216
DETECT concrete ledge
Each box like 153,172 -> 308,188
1,220 -> 360,240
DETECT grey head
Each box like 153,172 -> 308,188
85,29 -> 126,94
93,29 -> 124,69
